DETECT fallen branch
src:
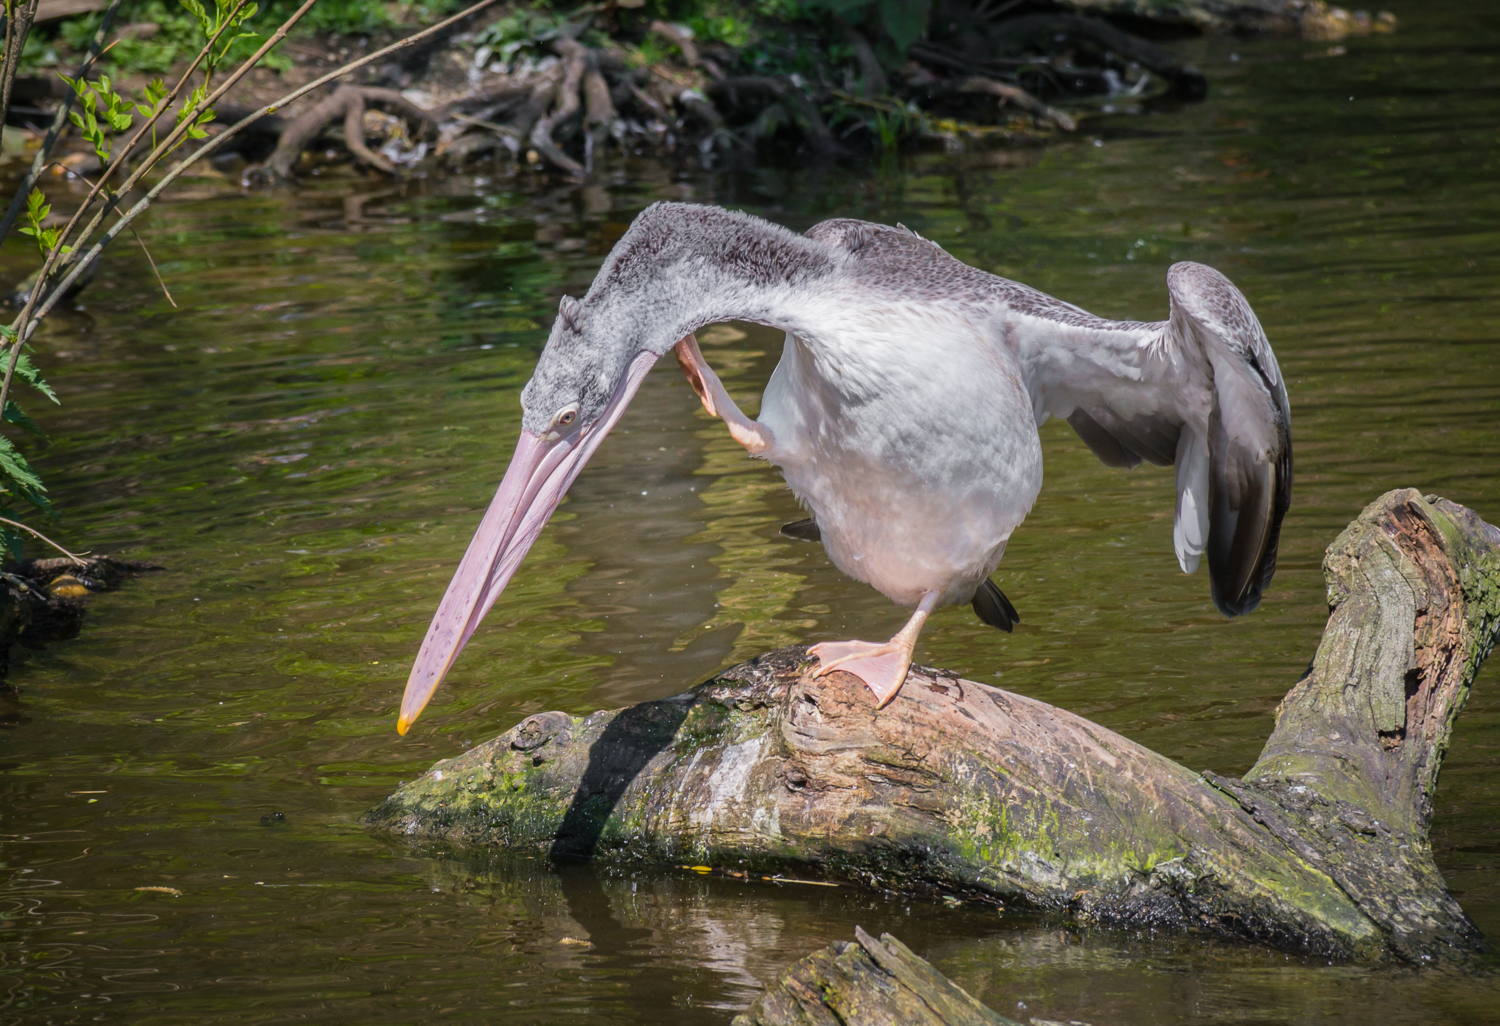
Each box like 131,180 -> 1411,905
734,927 -> 1020,1026
366,490 -> 1500,963
959,76 -> 1076,131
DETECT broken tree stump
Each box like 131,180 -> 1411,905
365,489 -> 1500,963
733,927 -> 1022,1026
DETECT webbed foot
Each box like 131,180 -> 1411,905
810,638 -> 915,708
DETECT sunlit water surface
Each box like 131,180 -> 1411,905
3,2 -> 1499,1021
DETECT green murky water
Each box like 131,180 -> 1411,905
3,1 -> 1500,1021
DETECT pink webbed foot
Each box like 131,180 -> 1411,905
810,639 -> 915,708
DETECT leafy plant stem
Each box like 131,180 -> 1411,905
33,0 -> 255,290
0,0 -> 260,420
0,0 -> 135,247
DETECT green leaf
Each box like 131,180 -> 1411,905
0,434 -> 52,513
179,0 -> 211,34
0,526 -> 24,563
3,400 -> 48,441
109,111 -> 134,131
14,353 -> 59,404
879,0 -> 929,53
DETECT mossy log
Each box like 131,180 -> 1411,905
733,926 -> 1021,1026
365,489 -> 1500,963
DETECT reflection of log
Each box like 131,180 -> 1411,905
734,927 -> 1020,1026
365,490 -> 1500,963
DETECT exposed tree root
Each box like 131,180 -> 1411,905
255,84 -> 438,180
529,38 -> 589,177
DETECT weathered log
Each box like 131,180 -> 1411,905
733,927 -> 1022,1026
365,489 -> 1500,963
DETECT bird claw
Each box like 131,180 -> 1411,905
674,334 -> 718,417
810,639 -> 914,708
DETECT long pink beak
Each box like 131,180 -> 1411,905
397,351 -> 660,734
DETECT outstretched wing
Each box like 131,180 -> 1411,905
1013,261 -> 1292,617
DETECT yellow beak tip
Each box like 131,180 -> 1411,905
396,716 -> 411,736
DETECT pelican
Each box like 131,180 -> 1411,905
395,202 -> 1291,734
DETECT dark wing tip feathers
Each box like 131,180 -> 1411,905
1171,263 -> 1294,619
972,579 -> 1020,633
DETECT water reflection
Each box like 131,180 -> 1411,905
2,0 -> 1499,1021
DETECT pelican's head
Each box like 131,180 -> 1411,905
395,295 -> 660,734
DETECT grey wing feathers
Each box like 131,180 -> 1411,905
1030,261 -> 1291,619
1167,262 -> 1292,617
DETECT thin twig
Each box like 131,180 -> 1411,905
130,229 -> 177,308
0,516 -> 87,565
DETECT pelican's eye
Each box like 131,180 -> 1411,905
548,404 -> 580,435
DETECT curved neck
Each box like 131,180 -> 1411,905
585,203 -> 843,355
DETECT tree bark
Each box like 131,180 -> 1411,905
365,490 -> 1500,963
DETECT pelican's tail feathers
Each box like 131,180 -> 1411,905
780,517 -> 821,542
971,579 -> 1020,633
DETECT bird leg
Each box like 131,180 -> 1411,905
810,591 -> 941,708
674,333 -> 774,455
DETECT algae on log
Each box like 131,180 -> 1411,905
732,926 -> 1022,1026
365,489 -> 1500,963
